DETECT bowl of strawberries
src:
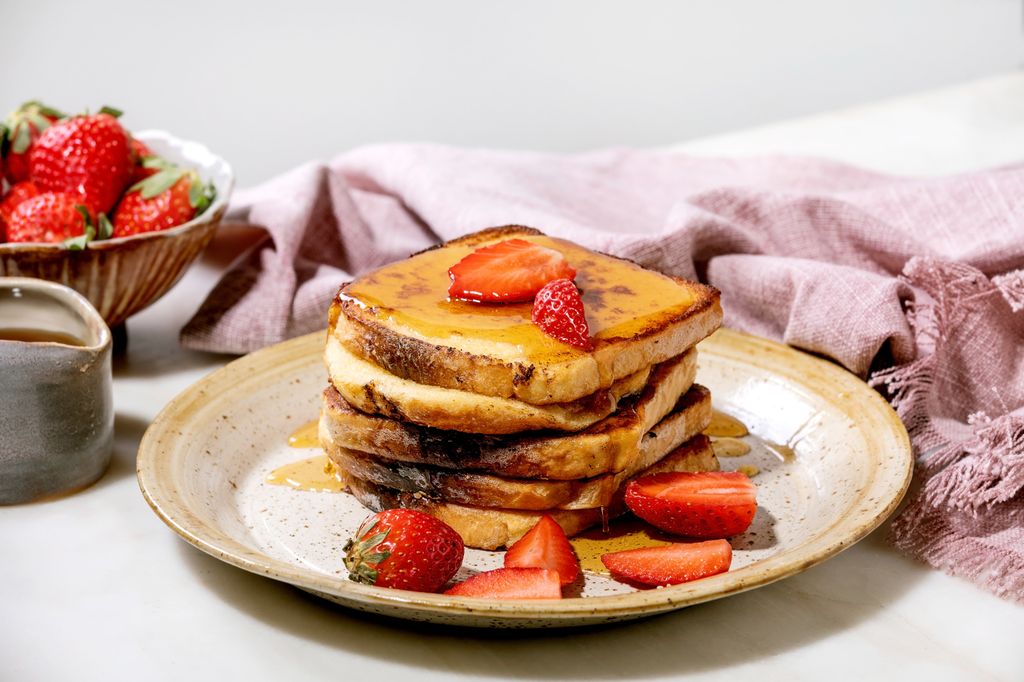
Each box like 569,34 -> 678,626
0,101 -> 234,327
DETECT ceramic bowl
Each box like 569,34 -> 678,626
0,130 -> 234,327
0,277 -> 113,504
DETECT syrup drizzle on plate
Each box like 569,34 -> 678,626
286,419 -> 319,449
266,420 -> 345,492
570,518 -> 677,575
268,408 -> 788,563
711,437 -> 751,458
704,409 -> 749,438
265,455 -> 346,493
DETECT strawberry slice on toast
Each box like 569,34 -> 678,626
448,238 -> 576,303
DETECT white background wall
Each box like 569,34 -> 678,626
2,0 -> 1022,186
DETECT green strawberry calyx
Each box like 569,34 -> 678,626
130,162 -> 217,216
1,100 -> 65,155
64,207 -> 113,250
342,525 -> 392,585
130,158 -> 185,198
188,173 -> 217,215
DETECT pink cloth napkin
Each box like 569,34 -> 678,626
182,145 -> 1024,602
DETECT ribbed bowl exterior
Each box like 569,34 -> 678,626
0,130 -> 233,327
0,208 -> 223,326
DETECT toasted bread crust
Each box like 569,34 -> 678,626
421,225 -> 544,251
338,435 -> 719,550
321,351 -> 709,479
325,334 -> 695,434
322,392 -> 711,509
335,226 -> 722,405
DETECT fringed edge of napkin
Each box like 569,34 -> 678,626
870,257 -> 1024,603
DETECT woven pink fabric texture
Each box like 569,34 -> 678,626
181,145 -> 1024,601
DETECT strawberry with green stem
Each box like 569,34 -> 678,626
5,192 -> 111,247
29,107 -> 133,214
344,508 -> 464,593
129,137 -> 158,183
112,158 -> 215,237
1,101 -> 64,184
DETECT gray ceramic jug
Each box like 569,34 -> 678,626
0,277 -> 113,503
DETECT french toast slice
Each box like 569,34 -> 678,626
321,353 -> 708,479
334,226 -> 722,406
338,435 -> 719,550
325,334 -> 696,434
321,386 -> 710,510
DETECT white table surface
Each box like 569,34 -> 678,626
4,73 -> 1024,682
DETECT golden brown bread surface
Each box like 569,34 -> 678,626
338,435 -> 718,550
325,333 -> 697,434
321,384 -> 711,510
320,353 -> 709,479
335,226 -> 722,405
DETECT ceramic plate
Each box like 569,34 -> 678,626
137,328 -> 912,628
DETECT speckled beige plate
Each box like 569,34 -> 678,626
137,328 -> 912,628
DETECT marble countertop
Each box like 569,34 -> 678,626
3,73 -> 1024,682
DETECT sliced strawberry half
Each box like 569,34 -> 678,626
601,540 -> 732,587
443,567 -> 562,599
504,515 -> 580,586
531,278 -> 593,350
624,471 -> 757,539
448,238 -> 576,303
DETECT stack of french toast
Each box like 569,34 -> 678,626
319,227 -> 724,550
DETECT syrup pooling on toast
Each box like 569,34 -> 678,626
341,236 -> 699,360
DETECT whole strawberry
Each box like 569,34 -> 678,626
0,181 -> 42,241
129,137 -> 157,183
29,109 -> 133,214
6,192 -> 90,244
1,101 -> 64,184
344,508 -> 464,592
112,162 -> 214,237
531,278 -> 593,350
130,137 -> 153,161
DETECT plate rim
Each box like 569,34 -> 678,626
137,328 -> 913,622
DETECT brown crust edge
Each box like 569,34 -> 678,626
339,435 -> 719,550
324,410 -> 712,510
321,383 -> 712,480
323,343 -> 660,435
335,226 -> 722,405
